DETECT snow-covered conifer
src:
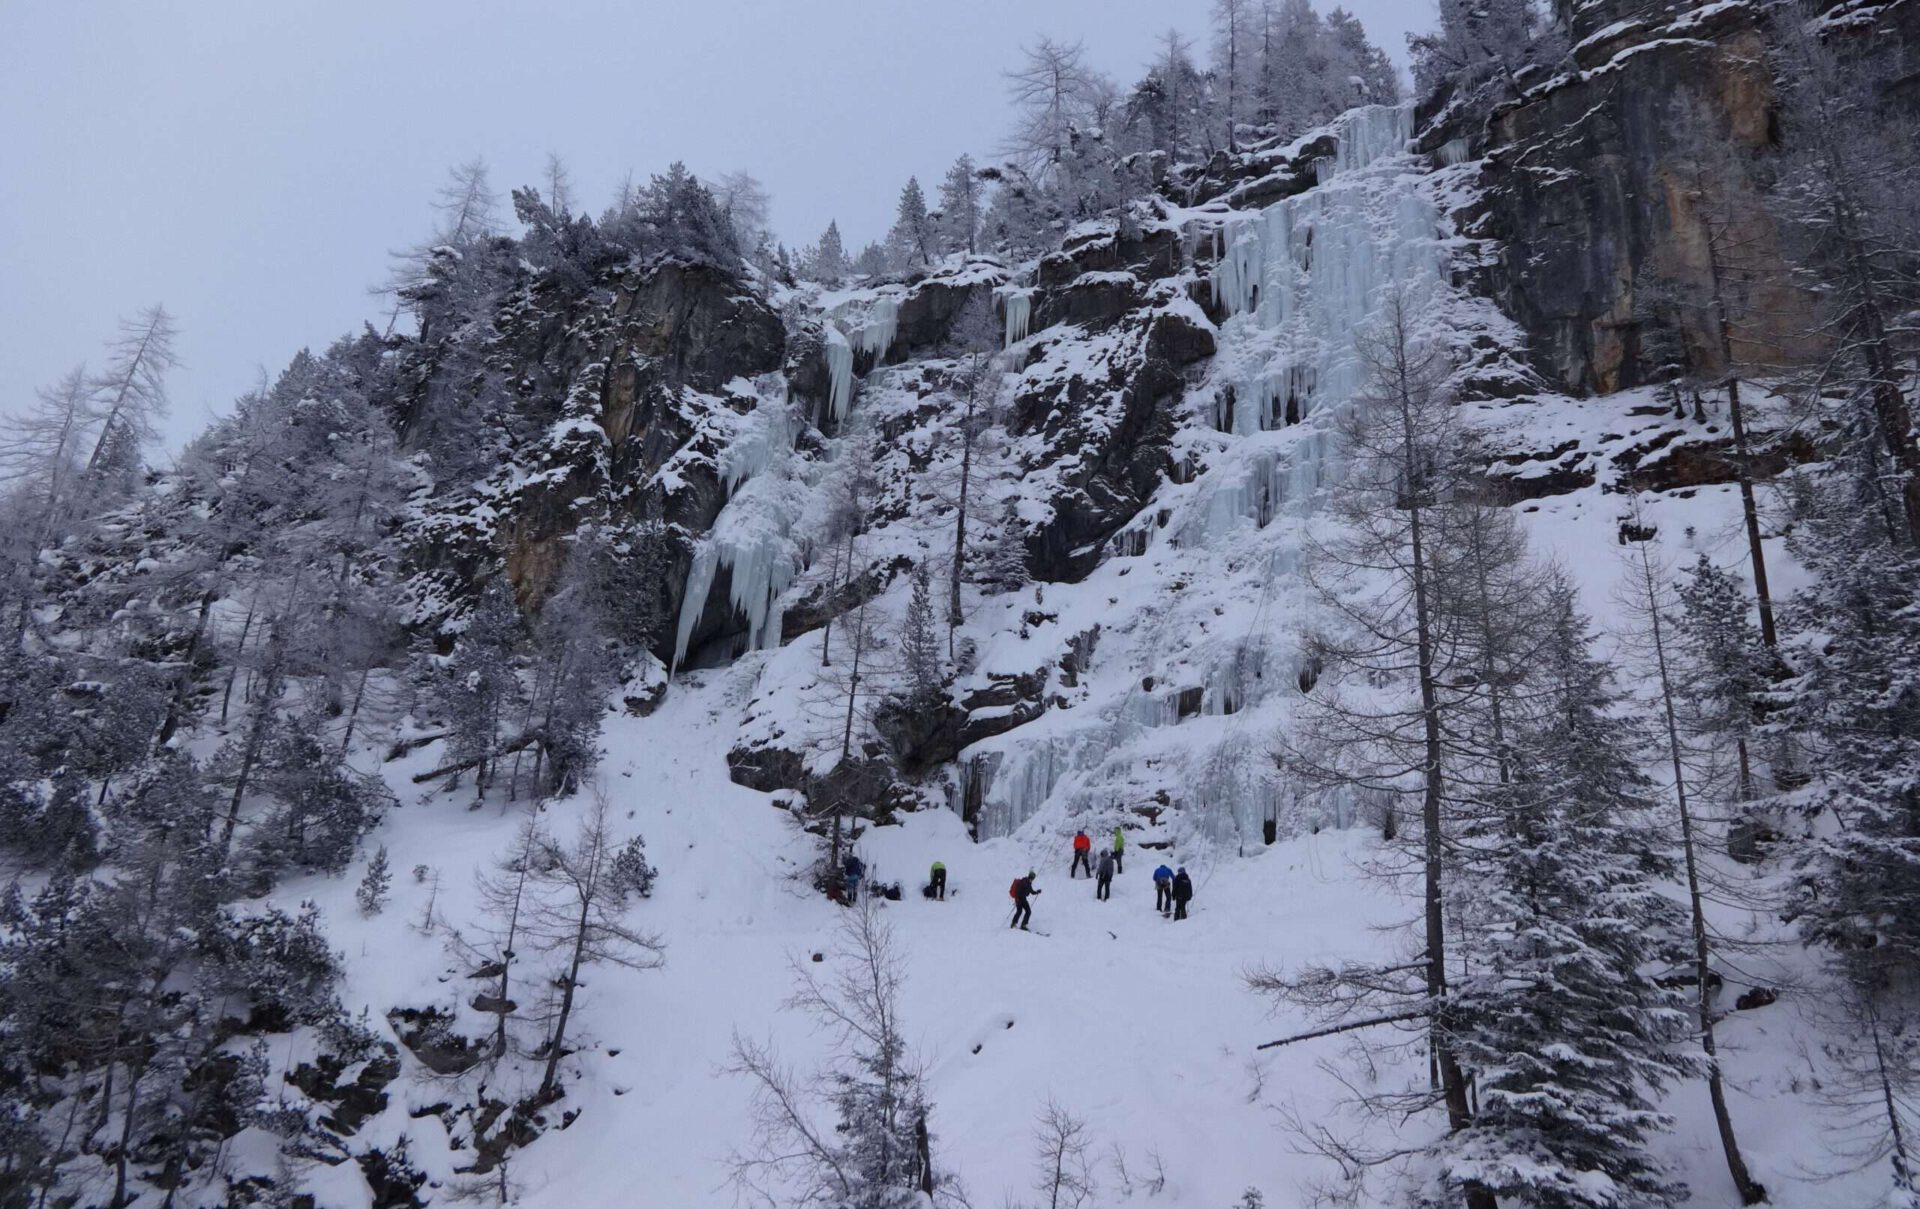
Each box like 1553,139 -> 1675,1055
934,155 -> 983,255
357,844 -> 392,915
886,177 -> 935,269
1440,583 -> 1691,1209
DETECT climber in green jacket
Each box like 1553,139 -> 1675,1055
928,860 -> 947,901
1111,826 -> 1125,874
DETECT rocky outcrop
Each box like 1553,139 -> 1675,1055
1010,292 -> 1217,582
1476,0 -> 1920,395
1034,271 -> 1147,333
1037,215 -> 1185,287
887,264 -> 1006,361
1182,130 -> 1339,209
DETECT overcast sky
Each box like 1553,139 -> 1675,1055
0,0 -> 1432,448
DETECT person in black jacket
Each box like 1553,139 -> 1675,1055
842,853 -> 865,905
1171,866 -> 1193,920
1095,850 -> 1114,901
1009,871 -> 1040,930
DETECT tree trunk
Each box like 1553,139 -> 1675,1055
1393,338 -> 1492,1209
340,666 -> 372,752
539,899 -> 592,1098
1725,380 -> 1778,649
1637,535 -> 1765,1204
949,381 -> 977,661
155,590 -> 217,749
219,600 -> 258,725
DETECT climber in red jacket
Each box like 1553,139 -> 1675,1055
1070,829 -> 1093,878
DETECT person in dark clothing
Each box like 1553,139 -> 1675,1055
1152,863 -> 1174,915
1171,866 -> 1193,920
1095,850 -> 1114,901
928,860 -> 947,901
843,853 -> 865,905
1070,830 -> 1093,879
1009,871 -> 1040,929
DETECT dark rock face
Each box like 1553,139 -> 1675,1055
1011,294 -> 1216,583
887,267 -> 1005,361
726,741 -> 807,795
408,255 -> 785,663
1476,0 -> 1920,394
1037,216 -> 1185,287
874,696 -> 971,776
1482,9 -> 1807,394
958,670 -> 1049,747
1182,132 -> 1339,209
1035,271 -> 1148,334
386,1005 -> 486,1076
604,260 -> 787,406
286,1046 -> 404,1137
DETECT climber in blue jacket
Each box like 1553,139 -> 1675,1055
1152,863 -> 1175,915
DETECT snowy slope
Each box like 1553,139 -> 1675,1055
277,626 -> 1877,1207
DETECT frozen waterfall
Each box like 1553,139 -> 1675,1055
1209,103 -> 1445,435
671,392 -> 805,673
966,102 -> 1460,843
823,323 -> 854,423
1000,287 -> 1033,348
854,296 -> 899,359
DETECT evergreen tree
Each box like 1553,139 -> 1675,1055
1409,0 -> 1554,110
886,177 -> 936,269
1674,554 -> 1770,801
805,220 -> 851,285
1439,585 -> 1692,1209
357,844 -> 392,915
976,501 -> 1030,595
934,155 -> 983,256
1766,0 -> 1920,541
526,560 -> 615,798
247,712 -> 390,879
899,563 -> 943,709
1124,30 -> 1210,164
853,241 -> 891,280
1783,478 -> 1920,976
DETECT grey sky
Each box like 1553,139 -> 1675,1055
1,0 -> 1431,448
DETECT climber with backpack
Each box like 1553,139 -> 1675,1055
1070,829 -> 1093,879
1152,862 -> 1174,915
1009,871 -> 1040,930
1095,849 -> 1114,901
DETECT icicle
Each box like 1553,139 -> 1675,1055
1436,138 -> 1472,167
671,543 -> 719,674
1002,289 -> 1033,348
823,323 -> 853,422
1210,217 -> 1264,316
671,392 -> 806,673
855,296 -> 899,359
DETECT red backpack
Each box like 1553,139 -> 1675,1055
1009,878 -> 1021,899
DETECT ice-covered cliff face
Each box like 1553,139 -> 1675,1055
695,104 -> 1522,848
952,105 -> 1515,844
